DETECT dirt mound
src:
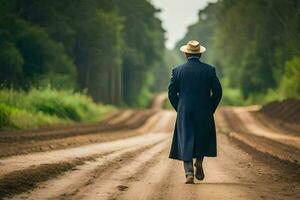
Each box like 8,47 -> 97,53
260,99 -> 300,124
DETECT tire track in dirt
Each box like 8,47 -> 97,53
134,134 -> 257,200
219,107 -> 300,164
253,111 -> 299,137
0,110 -> 128,139
0,109 -> 154,144
232,107 -> 300,148
115,143 -> 175,200
106,110 -> 135,125
109,133 -> 300,200
0,131 -> 168,178
150,93 -> 168,110
0,133 -> 168,199
0,110 -> 157,158
1,104 -> 300,199
81,107 -> 298,200
10,136 -> 169,200
0,110 -> 175,199
64,140 -> 169,200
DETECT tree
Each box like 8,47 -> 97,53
177,0 -> 300,102
116,0 -> 165,106
0,0 -> 167,106
0,16 -> 76,89
0,42 -> 24,87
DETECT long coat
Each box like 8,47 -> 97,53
168,57 -> 222,161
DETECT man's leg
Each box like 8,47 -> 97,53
195,157 -> 204,166
195,156 -> 204,180
183,160 -> 194,184
183,160 -> 194,177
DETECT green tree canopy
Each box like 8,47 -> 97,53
177,0 -> 300,102
0,0 -> 166,106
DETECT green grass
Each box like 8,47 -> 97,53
0,88 -> 115,130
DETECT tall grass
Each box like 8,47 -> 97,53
0,88 -> 115,130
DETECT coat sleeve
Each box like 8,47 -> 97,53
211,67 -> 222,114
168,69 -> 179,111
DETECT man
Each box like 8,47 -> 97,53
168,40 -> 222,184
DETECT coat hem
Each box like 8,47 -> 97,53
168,154 -> 217,161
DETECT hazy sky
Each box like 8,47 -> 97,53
150,0 -> 217,49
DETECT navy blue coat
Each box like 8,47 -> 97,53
168,57 -> 222,161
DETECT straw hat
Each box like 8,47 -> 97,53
180,40 -> 206,54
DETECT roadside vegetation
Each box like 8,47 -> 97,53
0,0 -> 166,107
0,88 -> 115,130
0,0 -> 165,130
175,0 -> 300,105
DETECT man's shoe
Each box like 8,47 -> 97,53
185,175 -> 194,184
194,162 -> 205,180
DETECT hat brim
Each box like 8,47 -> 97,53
180,45 -> 206,54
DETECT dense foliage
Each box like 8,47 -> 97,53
176,0 -> 300,104
0,88 -> 115,130
0,0 -> 166,106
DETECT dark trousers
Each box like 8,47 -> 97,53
183,157 -> 203,176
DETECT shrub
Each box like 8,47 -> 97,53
220,78 -> 244,106
0,88 -> 115,130
278,56 -> 300,99
0,104 -> 11,128
25,88 -> 114,122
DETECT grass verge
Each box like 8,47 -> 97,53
0,88 -> 115,130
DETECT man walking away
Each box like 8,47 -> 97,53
168,40 -> 222,184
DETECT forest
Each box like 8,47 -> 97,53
1,0 -> 299,110
0,0 -> 167,107
176,0 -> 300,105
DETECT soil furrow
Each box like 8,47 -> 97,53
0,110 -> 161,158
67,139 -> 170,200
0,156 -> 96,199
0,110 -> 124,139
116,143 -> 174,200
232,108 -> 300,148
0,110 -> 174,199
9,136 -> 169,200
0,133 -> 168,178
220,108 -> 300,164
253,111 -> 299,137
0,110 -> 155,143
0,104 -> 298,200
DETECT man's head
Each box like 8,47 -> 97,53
180,40 -> 206,59
185,53 -> 202,59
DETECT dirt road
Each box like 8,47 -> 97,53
0,97 -> 299,199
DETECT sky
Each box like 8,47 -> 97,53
150,0 -> 217,49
